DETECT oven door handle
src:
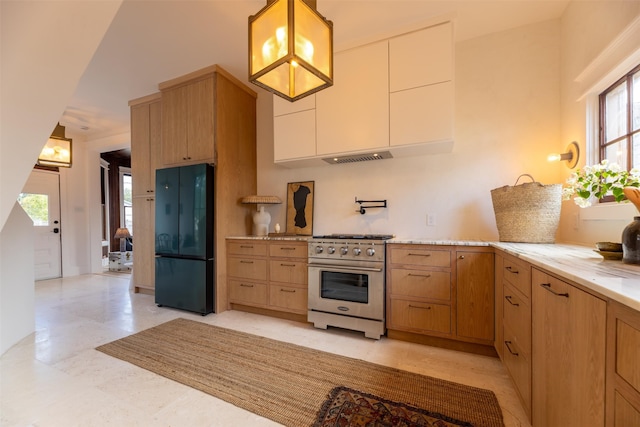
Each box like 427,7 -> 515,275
308,263 -> 383,273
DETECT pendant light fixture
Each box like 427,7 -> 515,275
248,0 -> 333,102
37,123 -> 72,168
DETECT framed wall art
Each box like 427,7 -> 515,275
286,181 -> 314,235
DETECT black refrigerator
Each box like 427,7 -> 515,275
155,163 -> 214,315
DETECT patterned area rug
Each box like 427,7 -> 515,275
96,318 -> 504,427
315,386 -> 473,427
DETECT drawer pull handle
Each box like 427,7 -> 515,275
540,283 -> 569,298
240,245 -> 254,249
240,260 -> 254,264
505,340 -> 519,356
408,253 -> 431,257
409,305 -> 431,310
280,288 -> 296,293
280,247 -> 296,250
408,273 -> 431,278
505,295 -> 520,306
280,263 -> 296,267
505,266 -> 519,274
240,283 -> 254,288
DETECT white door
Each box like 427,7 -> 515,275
18,170 -> 62,280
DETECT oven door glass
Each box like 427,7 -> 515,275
320,271 -> 369,304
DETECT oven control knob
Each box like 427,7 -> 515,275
353,248 -> 362,256
366,248 -> 376,256
327,246 -> 336,254
340,246 -> 348,255
315,246 -> 324,254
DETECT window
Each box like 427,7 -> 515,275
120,167 -> 133,235
17,193 -> 49,226
599,64 -> 640,171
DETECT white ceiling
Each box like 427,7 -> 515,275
62,0 -> 569,140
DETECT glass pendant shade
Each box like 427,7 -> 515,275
37,123 -> 72,168
249,0 -> 333,102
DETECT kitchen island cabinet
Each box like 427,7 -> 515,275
227,238 -> 308,321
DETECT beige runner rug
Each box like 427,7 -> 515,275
96,318 -> 504,426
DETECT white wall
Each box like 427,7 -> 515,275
255,19 -> 564,241
557,3 -> 640,244
0,203 -> 34,355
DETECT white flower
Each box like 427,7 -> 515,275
563,160 -> 640,207
575,197 -> 592,208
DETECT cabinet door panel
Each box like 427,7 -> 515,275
229,279 -> 268,305
316,41 -> 389,155
390,299 -> 451,334
269,242 -> 307,259
532,269 -> 606,426
161,86 -> 188,165
227,241 -> 268,256
186,77 -> 214,162
389,247 -> 451,268
389,269 -> 450,301
274,110 -> 316,161
269,260 -> 307,285
227,257 -> 267,281
269,285 -> 307,313
457,251 -> 494,341
131,104 -> 152,196
390,82 -> 453,147
389,22 -> 453,92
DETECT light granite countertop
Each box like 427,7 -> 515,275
226,235 -> 311,241
389,238 -> 640,312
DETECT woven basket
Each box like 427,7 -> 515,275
490,174 -> 562,243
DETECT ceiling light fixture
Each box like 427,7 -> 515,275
37,123 -> 72,168
248,0 -> 333,102
547,141 -> 579,169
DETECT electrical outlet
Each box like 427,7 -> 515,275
427,213 -> 436,226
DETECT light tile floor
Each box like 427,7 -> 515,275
1,273 -> 531,426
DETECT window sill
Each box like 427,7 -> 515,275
579,202 -> 639,221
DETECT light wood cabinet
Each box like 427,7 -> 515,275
532,267 -> 606,427
387,244 -> 495,354
494,251 -> 532,418
129,93 -> 161,294
137,64 -> 257,313
227,239 -> 308,317
456,249 -> 494,343
606,300 -> 640,426
159,71 -> 216,166
316,40 -> 389,156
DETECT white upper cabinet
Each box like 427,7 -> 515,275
273,95 -> 316,162
316,40 -> 389,156
389,22 -> 453,91
389,22 -> 454,149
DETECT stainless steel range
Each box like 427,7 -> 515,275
307,234 -> 394,339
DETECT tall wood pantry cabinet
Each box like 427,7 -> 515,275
130,64 -> 257,313
129,93 -> 161,294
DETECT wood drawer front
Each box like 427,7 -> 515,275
269,260 -> 308,285
228,257 -> 267,281
503,282 -> 531,355
269,285 -> 307,313
390,247 -> 451,268
227,241 -> 268,257
501,256 -> 531,299
269,242 -> 307,259
615,391 -> 640,426
390,299 -> 451,334
229,280 -> 268,306
616,319 -> 640,394
390,269 -> 451,301
503,324 -> 532,415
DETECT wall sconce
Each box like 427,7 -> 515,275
241,195 -> 282,236
114,227 -> 131,253
37,123 -> 72,168
248,0 -> 333,102
548,141 -> 579,169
